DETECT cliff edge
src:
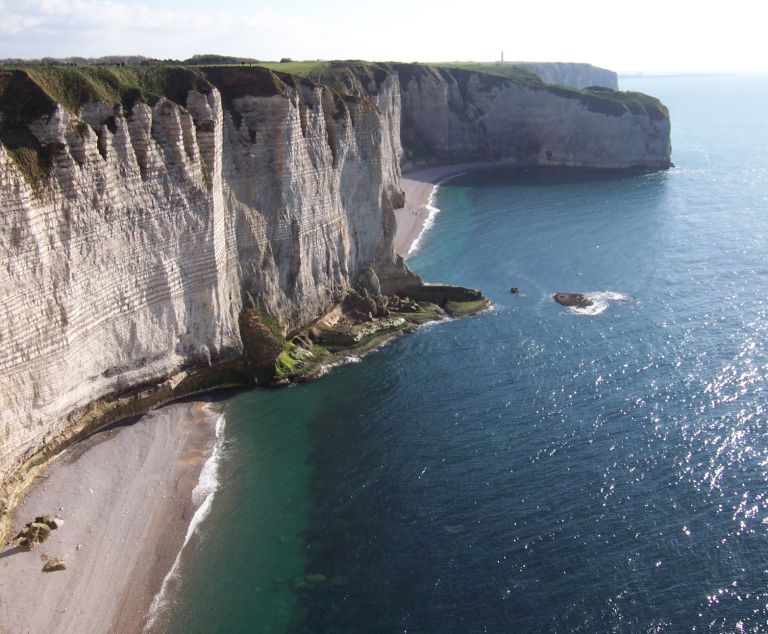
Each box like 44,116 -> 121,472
0,62 -> 671,525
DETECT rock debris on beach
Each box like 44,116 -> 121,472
42,555 -> 68,572
13,515 -> 64,550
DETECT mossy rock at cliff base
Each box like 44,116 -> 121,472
398,301 -> 445,325
273,340 -> 333,382
444,298 -> 492,317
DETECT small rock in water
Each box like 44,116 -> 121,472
42,555 -> 68,572
553,292 -> 593,309
291,573 -> 327,591
305,574 -> 326,586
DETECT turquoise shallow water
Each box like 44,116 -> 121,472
161,75 -> 768,633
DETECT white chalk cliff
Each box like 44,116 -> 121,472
0,63 -> 671,489
515,62 -> 619,90
395,64 -> 670,170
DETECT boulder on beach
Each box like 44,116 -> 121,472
553,292 -> 593,309
14,522 -> 52,550
36,515 -> 64,530
13,515 -> 64,549
42,555 -> 68,572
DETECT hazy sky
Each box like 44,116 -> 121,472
1,0 -> 766,73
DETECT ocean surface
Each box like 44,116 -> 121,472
158,75 -> 768,633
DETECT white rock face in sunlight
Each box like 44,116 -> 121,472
0,71 -> 411,482
397,64 -> 670,170
0,62 -> 670,483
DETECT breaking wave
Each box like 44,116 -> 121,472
564,291 -> 629,316
408,172 -> 467,256
143,405 -> 226,631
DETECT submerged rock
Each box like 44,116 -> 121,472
290,573 -> 328,591
553,292 -> 593,309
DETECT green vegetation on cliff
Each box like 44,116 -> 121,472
437,62 -> 545,85
0,64 -> 305,187
393,62 -> 668,121
255,60 -> 668,121
0,59 -> 668,189
255,60 -> 393,96
0,65 -> 213,186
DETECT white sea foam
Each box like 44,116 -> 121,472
407,172 -> 467,257
143,405 -> 226,631
313,354 -> 363,378
565,291 -> 629,316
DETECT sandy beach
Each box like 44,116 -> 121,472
394,162 -> 500,258
0,401 -> 220,633
0,161 -> 497,634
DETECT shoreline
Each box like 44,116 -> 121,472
0,400 -> 220,633
394,161 -> 501,258
0,162 -> 497,633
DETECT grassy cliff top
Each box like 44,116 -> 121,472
0,65 -> 212,114
254,60 -> 393,95
435,62 -> 546,85
0,61 -> 668,187
0,65 -> 217,187
390,62 -> 668,121
0,64 -> 312,186
255,60 -> 668,121
0,60 -> 668,135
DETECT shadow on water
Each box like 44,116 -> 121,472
443,166 -> 666,189
402,164 -> 669,188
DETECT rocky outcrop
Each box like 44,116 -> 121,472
515,62 -> 619,89
554,293 -> 593,308
0,62 -> 670,507
42,555 -> 68,572
13,515 -> 63,549
396,64 -> 670,170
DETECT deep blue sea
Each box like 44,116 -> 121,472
159,75 -> 768,633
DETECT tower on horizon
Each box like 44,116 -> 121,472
501,50 -> 504,63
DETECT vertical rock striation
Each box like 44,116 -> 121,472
0,62 -> 670,492
0,66 -> 412,487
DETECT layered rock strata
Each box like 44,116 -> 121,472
0,66 -> 416,496
0,63 -> 671,512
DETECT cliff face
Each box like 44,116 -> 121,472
515,62 -> 619,89
396,64 -> 671,170
0,66 -> 412,485
0,62 -> 671,488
